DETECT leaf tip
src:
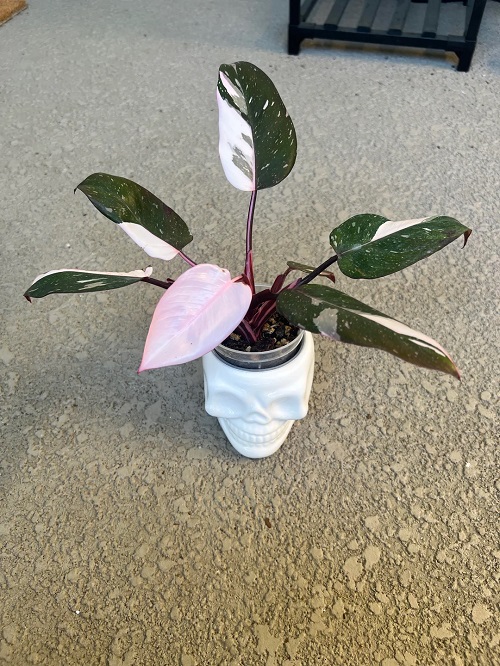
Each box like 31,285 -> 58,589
446,359 -> 461,381
74,178 -> 87,195
23,292 -> 32,303
462,229 -> 472,248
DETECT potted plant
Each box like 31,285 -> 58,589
24,61 -> 471,458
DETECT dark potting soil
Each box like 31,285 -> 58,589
221,313 -> 300,353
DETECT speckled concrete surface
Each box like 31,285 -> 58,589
1,1 -> 499,664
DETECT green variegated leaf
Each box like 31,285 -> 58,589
287,261 -> 335,282
77,173 -> 193,260
330,214 -> 471,279
24,267 -> 153,300
277,285 -> 460,378
217,61 -> 297,191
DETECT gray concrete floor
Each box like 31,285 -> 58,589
1,1 -> 499,664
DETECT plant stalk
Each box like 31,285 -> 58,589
244,190 -> 257,293
234,317 -> 258,343
252,299 -> 278,339
296,255 -> 338,287
142,276 -> 174,289
178,250 -> 196,267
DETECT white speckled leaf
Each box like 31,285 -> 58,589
139,264 -> 252,370
24,267 -> 153,300
217,62 -> 297,191
277,284 -> 460,378
330,214 -> 471,278
77,173 -> 193,259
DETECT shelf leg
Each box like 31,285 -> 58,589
456,48 -> 473,71
288,30 -> 302,55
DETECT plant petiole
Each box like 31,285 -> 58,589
178,250 -> 197,267
296,255 -> 338,287
244,190 -> 257,293
142,276 -> 174,289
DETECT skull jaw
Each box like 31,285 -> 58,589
218,418 -> 295,459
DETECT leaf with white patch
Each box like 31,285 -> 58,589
217,61 -> 297,191
77,173 -> 193,260
24,267 -> 154,300
139,264 -> 252,370
277,284 -> 460,378
330,214 -> 471,279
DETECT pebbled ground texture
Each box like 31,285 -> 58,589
0,1 -> 498,664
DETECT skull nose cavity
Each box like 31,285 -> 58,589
246,408 -> 272,425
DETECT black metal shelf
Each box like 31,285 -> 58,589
288,0 -> 488,71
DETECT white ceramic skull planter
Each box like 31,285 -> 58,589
203,331 -> 315,458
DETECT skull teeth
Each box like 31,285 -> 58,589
223,420 -> 289,444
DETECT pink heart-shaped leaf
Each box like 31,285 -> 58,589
139,264 -> 252,371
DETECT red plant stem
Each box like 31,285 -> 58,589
234,317 -> 258,343
270,268 -> 292,293
244,190 -> 257,293
142,276 -> 174,289
252,299 -> 278,338
248,287 -> 273,310
178,250 -> 197,267
296,255 -> 339,287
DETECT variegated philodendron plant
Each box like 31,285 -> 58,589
25,61 -> 471,379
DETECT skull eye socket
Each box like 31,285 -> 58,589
206,391 -> 247,418
271,396 -> 308,420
